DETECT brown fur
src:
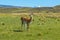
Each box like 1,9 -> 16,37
21,15 -> 32,31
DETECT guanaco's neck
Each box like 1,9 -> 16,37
29,14 -> 33,20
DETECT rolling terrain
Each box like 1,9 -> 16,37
0,5 -> 60,13
0,13 -> 60,40
0,4 -> 60,40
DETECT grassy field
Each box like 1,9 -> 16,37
0,13 -> 60,40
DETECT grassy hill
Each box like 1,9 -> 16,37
0,13 -> 60,40
0,5 -> 60,13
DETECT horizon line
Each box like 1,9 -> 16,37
0,4 -> 60,7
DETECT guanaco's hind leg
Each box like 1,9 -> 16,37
21,20 -> 23,30
21,20 -> 26,30
27,23 -> 29,31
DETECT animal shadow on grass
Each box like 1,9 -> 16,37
13,29 -> 23,32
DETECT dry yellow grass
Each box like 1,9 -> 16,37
0,13 -> 60,18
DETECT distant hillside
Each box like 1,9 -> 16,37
0,5 -> 60,13
0,4 -> 22,8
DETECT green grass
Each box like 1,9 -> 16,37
0,14 -> 60,40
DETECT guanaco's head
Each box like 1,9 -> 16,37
29,13 -> 33,21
